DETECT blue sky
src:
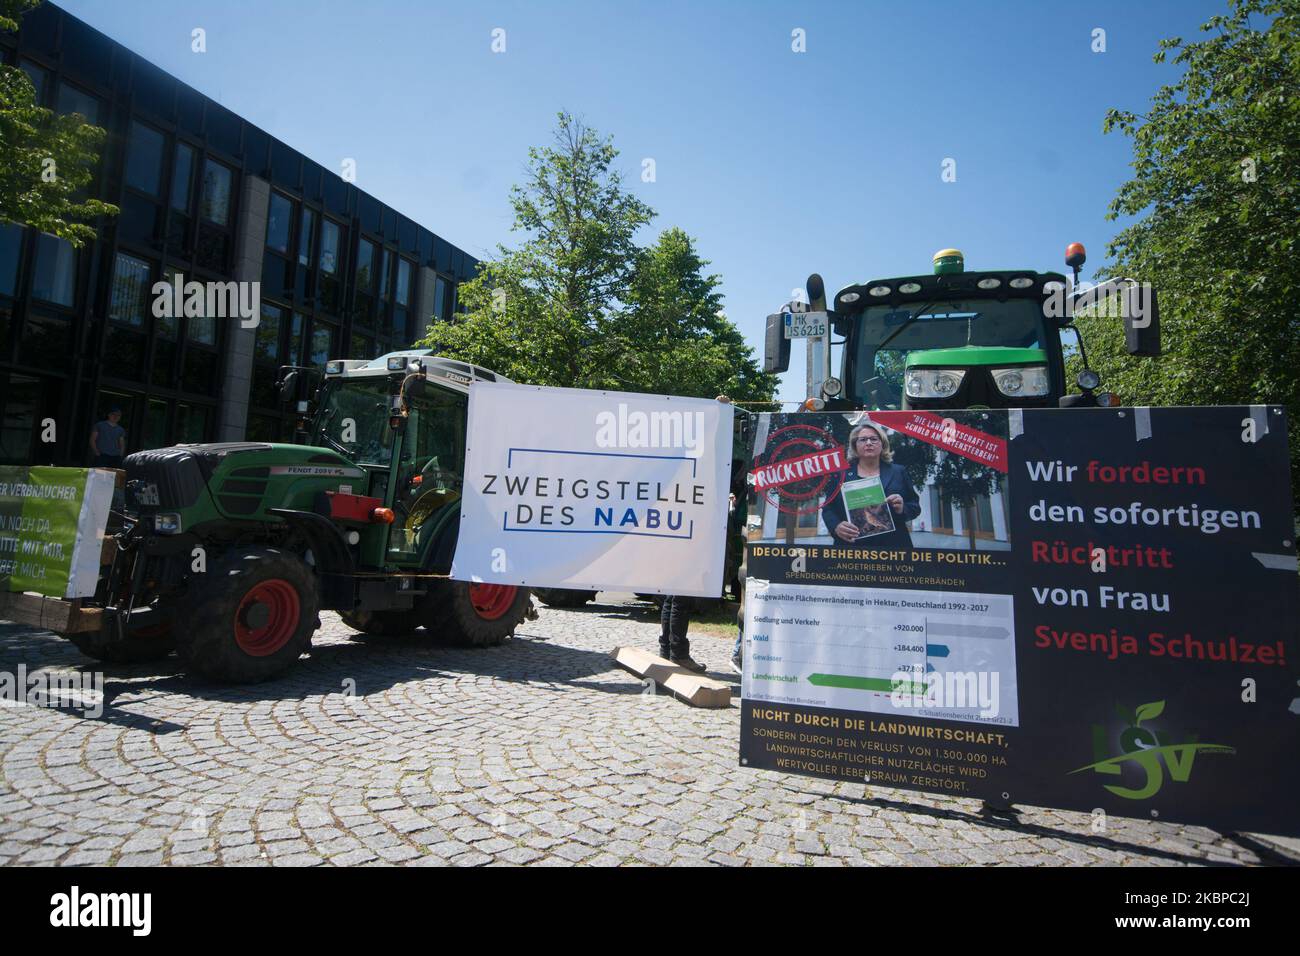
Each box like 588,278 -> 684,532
59,0 -> 1225,403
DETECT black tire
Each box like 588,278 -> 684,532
340,608 -> 420,636
175,546 -> 319,682
532,588 -> 596,608
421,580 -> 531,647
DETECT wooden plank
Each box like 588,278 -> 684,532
610,645 -> 732,708
0,592 -> 103,634
100,535 -> 117,565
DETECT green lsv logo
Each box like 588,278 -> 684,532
1069,700 -> 1236,800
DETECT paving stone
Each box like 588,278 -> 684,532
0,607 -> 1242,869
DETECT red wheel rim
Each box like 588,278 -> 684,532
234,579 -> 301,656
468,583 -> 517,621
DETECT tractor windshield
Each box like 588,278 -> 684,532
311,377 -> 395,466
848,298 -> 1049,408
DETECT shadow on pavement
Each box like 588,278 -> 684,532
793,785 -> 1271,866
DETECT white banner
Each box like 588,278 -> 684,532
451,381 -> 733,597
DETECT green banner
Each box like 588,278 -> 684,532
0,466 -> 114,599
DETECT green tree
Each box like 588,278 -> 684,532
420,112 -> 776,404
1072,0 -> 1300,497
0,0 -> 117,245
620,227 -> 777,402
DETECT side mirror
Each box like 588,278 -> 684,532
1123,284 -> 1160,357
764,312 -> 791,373
277,370 -> 298,403
404,376 -> 428,401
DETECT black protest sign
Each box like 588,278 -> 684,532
739,406 -> 1299,836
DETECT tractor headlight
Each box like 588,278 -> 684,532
905,368 -> 965,399
154,513 -> 183,535
386,356 -> 408,371
991,365 -> 1050,397
325,360 -> 345,375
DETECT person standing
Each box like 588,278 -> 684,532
659,595 -> 705,672
90,406 -> 127,468
730,554 -> 746,675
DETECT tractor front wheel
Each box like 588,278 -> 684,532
175,547 -> 318,682
424,581 -> 531,647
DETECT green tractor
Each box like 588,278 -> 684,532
61,351 -> 533,682
765,244 -> 1160,412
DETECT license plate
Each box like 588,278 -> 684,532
783,311 -> 828,339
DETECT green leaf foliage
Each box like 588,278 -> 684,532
418,112 -> 777,404
0,1 -> 118,245
1074,0 -> 1300,505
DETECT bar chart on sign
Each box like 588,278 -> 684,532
742,582 -> 1019,726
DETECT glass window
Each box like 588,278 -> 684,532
108,253 -> 151,326
187,310 -> 216,346
19,60 -> 48,104
853,299 -> 1048,408
156,267 -> 179,339
31,233 -> 77,307
289,313 -> 304,366
175,404 -> 209,444
182,345 -> 217,393
124,121 -> 165,196
0,374 -> 41,464
56,82 -> 100,124
266,192 -> 293,254
143,399 -> 169,451
396,259 -> 412,307
105,328 -> 146,381
319,219 -> 340,275
119,193 -> 160,243
20,314 -> 72,370
200,159 -> 233,226
195,224 -> 229,271
170,143 -> 195,212
379,249 -> 392,300
433,276 -> 449,321
355,239 -> 375,292
297,207 -> 316,267
309,322 -> 334,366
0,225 -> 22,298
256,303 -> 283,362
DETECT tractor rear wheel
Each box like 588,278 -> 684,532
175,546 -> 318,682
423,580 -> 531,647
340,608 -> 420,636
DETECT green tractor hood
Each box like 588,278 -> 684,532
904,346 -> 1047,369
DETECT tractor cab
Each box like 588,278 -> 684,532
765,245 -> 1160,412
305,350 -> 508,569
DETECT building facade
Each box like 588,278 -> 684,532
0,2 -> 476,467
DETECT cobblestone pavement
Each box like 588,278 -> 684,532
0,595 -> 1286,866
